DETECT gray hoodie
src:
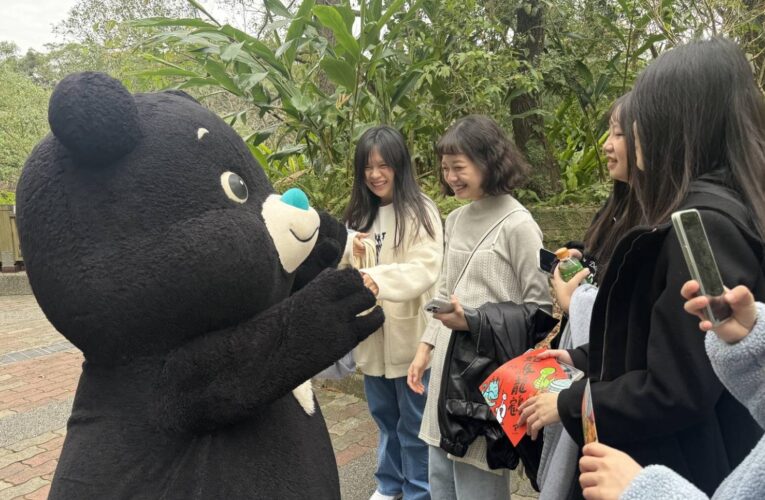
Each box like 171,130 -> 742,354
621,302 -> 765,500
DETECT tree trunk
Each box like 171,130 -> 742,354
508,0 -> 560,193
741,0 -> 765,92
315,0 -> 338,95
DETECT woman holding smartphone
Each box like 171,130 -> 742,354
577,280 -> 765,500
407,115 -> 552,499
519,38 -> 765,497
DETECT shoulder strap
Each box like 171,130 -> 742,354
449,207 -> 525,294
688,184 -> 748,213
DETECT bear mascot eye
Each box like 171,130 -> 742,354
220,171 -> 249,203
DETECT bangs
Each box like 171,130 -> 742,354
436,126 -> 467,157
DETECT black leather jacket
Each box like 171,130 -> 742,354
438,301 -> 557,489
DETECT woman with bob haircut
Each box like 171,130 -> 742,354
519,37 -> 765,497
408,115 -> 552,499
342,125 -> 443,500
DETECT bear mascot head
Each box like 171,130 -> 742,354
16,71 -> 383,499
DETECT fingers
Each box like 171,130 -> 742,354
528,417 -> 542,440
407,368 -> 425,395
680,280 -> 700,300
570,267 -> 591,286
579,456 -> 600,473
534,350 -> 559,360
534,349 -> 573,365
552,264 -> 563,282
582,442 -> 611,458
699,319 -> 714,331
361,273 -> 379,296
518,396 -> 537,425
518,395 -> 536,412
726,285 -> 755,310
683,294 -> 710,316
580,480 -> 598,495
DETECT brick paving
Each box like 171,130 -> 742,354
0,295 -> 537,499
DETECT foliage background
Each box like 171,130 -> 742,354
1,0 -> 763,214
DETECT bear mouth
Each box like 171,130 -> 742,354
289,226 -> 319,243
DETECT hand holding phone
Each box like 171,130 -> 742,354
424,297 -> 454,314
671,209 -> 732,326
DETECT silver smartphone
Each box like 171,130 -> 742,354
424,297 -> 454,314
671,209 -> 732,325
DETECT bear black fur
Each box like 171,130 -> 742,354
17,72 -> 383,499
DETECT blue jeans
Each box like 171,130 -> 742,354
364,371 -> 431,500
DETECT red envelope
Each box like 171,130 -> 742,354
479,348 -> 582,446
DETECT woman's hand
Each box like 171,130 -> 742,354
681,280 -> 757,344
552,259 -> 591,314
361,272 -> 379,296
534,349 -> 574,367
407,343 -> 432,394
433,295 -> 468,331
579,442 -> 643,500
352,232 -> 369,258
518,392 -> 560,440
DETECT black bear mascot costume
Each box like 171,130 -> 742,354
16,72 -> 384,499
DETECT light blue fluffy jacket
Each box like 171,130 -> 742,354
621,302 -> 765,499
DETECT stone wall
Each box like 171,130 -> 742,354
529,206 -> 599,250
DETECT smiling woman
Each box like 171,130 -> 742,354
411,114 -> 552,500
340,125 -> 443,500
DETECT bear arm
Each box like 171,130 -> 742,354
155,268 -> 382,433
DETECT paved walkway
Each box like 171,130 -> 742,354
0,295 -> 537,499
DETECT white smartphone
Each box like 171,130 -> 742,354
424,297 -> 454,314
671,209 -> 732,326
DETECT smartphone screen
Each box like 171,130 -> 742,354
673,210 -> 732,324
539,248 -> 557,274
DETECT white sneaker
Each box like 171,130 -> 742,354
369,491 -> 402,500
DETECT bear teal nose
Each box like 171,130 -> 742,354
281,188 -> 310,211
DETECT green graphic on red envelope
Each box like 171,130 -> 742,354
479,348 -> 583,446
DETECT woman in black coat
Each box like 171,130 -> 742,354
519,38 -> 765,497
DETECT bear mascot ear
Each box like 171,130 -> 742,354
48,71 -> 142,166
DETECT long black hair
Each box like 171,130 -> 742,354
344,125 -> 436,248
583,94 -> 643,281
631,38 -> 765,237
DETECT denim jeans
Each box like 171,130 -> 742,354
428,445 -> 511,500
364,371 -> 431,500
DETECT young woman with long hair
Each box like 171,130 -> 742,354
519,38 -> 765,497
342,125 -> 443,500
537,93 -> 643,500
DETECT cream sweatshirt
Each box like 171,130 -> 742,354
341,197 -> 444,378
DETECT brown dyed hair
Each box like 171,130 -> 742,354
436,115 -> 530,196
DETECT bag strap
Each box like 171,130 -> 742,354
449,207 -> 524,295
